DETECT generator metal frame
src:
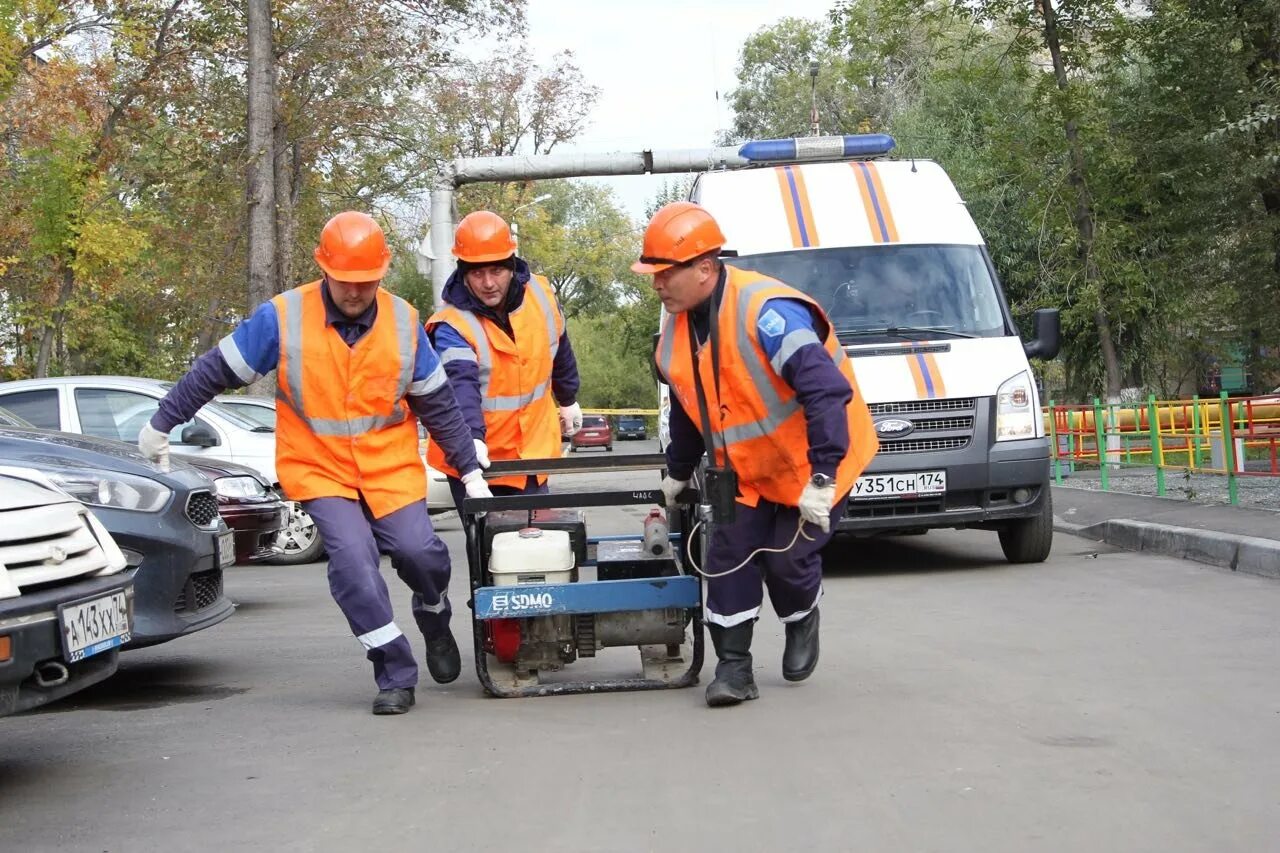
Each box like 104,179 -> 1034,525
461,453 -> 704,698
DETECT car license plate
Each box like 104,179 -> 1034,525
852,471 -> 947,500
217,530 -> 235,567
59,590 -> 131,662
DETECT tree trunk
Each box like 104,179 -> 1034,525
1040,0 -> 1123,401
34,266 -> 75,377
246,0 -> 277,396
273,120 -> 298,294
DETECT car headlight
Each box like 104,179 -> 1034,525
43,467 -> 172,512
996,371 -> 1036,441
214,475 -> 268,499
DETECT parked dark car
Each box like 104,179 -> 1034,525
0,413 -> 235,648
0,469 -> 135,716
570,414 -> 613,452
181,455 -> 285,564
616,415 -> 647,440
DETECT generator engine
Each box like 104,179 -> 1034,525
483,509 -> 689,673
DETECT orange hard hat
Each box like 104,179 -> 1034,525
314,211 -> 392,282
631,202 -> 726,274
453,211 -> 517,264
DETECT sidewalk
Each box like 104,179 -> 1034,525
1052,485 -> 1280,579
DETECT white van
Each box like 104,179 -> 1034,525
659,135 -> 1060,563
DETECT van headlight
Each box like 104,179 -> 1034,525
44,467 -> 172,512
213,475 -> 267,499
996,371 -> 1036,441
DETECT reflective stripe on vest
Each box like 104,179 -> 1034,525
276,288 -> 417,437
656,275 -> 845,451
442,276 -> 560,413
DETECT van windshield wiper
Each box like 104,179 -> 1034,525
838,326 -> 977,341
250,426 -> 275,433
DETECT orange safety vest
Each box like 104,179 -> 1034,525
425,274 -> 565,489
655,266 -> 878,507
272,281 -> 427,518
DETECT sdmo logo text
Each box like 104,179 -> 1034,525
491,591 -> 555,613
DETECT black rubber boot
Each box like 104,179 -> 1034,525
372,687 -> 415,715
424,632 -> 461,684
782,608 -> 820,682
705,621 -> 760,707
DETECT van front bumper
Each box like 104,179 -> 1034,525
838,437 -> 1051,534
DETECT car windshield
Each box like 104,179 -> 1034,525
0,405 -> 34,428
203,400 -> 273,432
222,401 -> 276,429
727,245 -> 1008,342
582,416 -> 607,428
620,417 -> 644,427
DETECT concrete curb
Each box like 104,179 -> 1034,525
1054,517 -> 1280,580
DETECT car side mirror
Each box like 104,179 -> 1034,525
180,423 -> 220,447
1023,308 -> 1060,360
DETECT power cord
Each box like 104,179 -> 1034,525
684,513 -> 816,579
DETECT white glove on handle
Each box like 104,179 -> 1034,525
461,468 -> 493,500
138,421 -> 171,473
473,439 -> 491,469
798,482 -> 837,533
660,476 -> 690,508
559,402 -> 582,437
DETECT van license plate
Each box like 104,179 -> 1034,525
853,471 -> 946,500
59,590 -> 131,662
217,531 -> 235,567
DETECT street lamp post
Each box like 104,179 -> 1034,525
510,193 -> 552,249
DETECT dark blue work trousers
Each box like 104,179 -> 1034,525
702,493 -> 848,628
304,496 -> 452,691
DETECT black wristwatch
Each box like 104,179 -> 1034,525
810,472 -> 834,488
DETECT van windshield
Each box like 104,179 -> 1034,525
728,245 -> 1008,341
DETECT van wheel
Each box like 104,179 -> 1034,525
998,490 -> 1053,564
270,501 -> 326,565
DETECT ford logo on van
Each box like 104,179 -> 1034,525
875,418 -> 914,438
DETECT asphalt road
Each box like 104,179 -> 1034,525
3,439 -> 1278,851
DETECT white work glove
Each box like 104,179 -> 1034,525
473,439 -> 491,469
138,421 -> 171,473
660,475 -> 690,508
798,481 -> 837,533
461,468 -> 493,500
559,402 -> 582,437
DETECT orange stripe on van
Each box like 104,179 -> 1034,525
862,162 -> 900,242
906,352 -> 928,398
922,352 -> 947,398
775,167 -> 804,248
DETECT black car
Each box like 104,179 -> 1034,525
616,416 -> 648,440
181,455 -> 285,564
0,421 -> 235,648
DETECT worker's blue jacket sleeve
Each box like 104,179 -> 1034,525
409,326 -> 478,473
664,393 -> 706,482
551,318 -> 580,407
429,322 -> 487,440
755,298 -> 852,479
151,302 -> 282,432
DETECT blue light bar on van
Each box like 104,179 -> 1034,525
738,134 -> 896,163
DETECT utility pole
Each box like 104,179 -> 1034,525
245,0 -> 277,395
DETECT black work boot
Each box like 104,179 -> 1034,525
782,608 -> 820,682
372,687 -> 415,715
424,631 -> 461,684
705,621 -> 760,707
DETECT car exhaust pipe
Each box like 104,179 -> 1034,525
34,660 -> 70,688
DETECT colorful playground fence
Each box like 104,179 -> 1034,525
1044,392 -> 1280,505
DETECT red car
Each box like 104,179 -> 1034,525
183,456 -> 286,564
571,414 -> 613,452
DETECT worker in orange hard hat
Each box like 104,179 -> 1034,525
640,201 -> 878,708
140,210 -> 492,716
426,209 -> 582,509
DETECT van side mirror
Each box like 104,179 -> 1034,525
1023,308 -> 1060,360
180,423 -> 220,448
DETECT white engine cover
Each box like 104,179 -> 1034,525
489,528 -> 574,586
